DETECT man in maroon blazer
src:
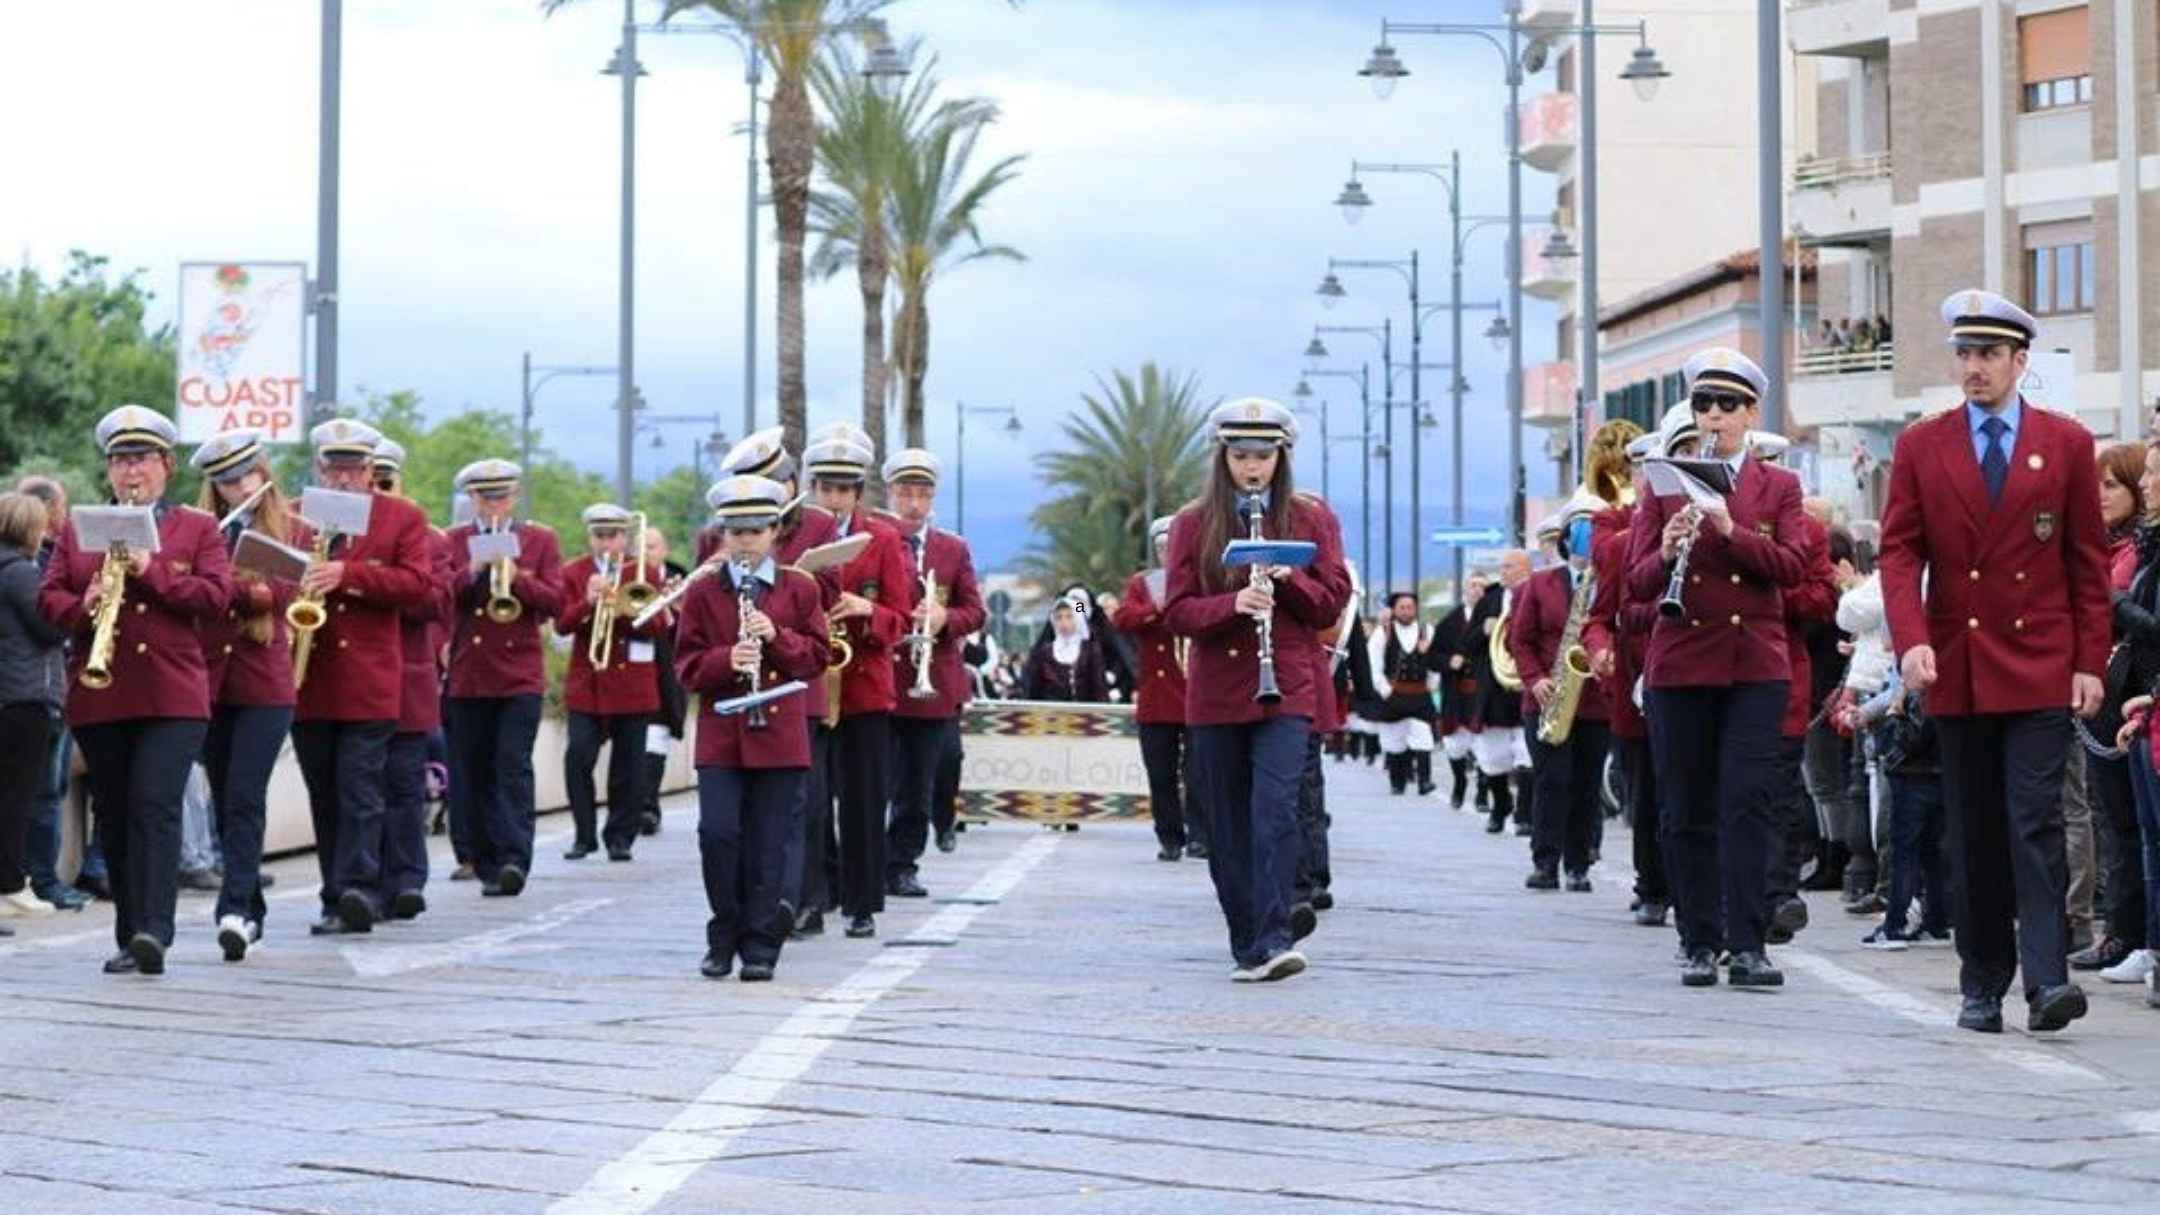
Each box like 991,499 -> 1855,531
443,459 -> 566,898
1879,288 -> 2109,1035
288,420 -> 435,936
880,448 -> 986,897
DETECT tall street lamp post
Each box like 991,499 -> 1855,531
954,402 -> 1022,535
520,353 -> 618,476
314,0 -> 341,427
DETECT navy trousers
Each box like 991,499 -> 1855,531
202,704 -> 290,926
565,710 -> 650,853
886,715 -> 955,880
1528,719 -> 1609,876
382,730 -> 431,899
1294,730 -> 1331,903
1646,682 -> 1786,956
698,766 -> 802,966
1938,710 -> 2073,1001
1139,723 -> 1191,851
1618,736 -> 1669,904
1190,715 -> 1308,969
292,719 -> 394,916
75,718 -> 207,951
836,712 -> 892,918
446,695 -> 541,882
793,723 -> 834,915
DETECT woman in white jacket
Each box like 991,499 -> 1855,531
1830,569 -> 1900,913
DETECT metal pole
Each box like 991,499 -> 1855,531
1758,0 -> 1786,433
1578,0 -> 1599,488
1505,2 -> 1527,545
1408,249 -> 1422,602
615,0 -> 639,505
520,351 -> 533,472
1318,403 -> 1331,501
1382,317 -> 1395,594
955,403 -> 966,534
314,0 -> 341,424
1449,149 -> 1466,601
1360,364 -> 1373,588
743,52 -> 761,438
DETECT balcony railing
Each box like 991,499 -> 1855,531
1794,151 -> 1892,191
1795,343 -> 1894,377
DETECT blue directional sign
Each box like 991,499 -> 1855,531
1429,526 -> 1506,548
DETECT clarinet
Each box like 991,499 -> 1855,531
1243,494 -> 1283,704
1658,502 -> 1706,621
736,562 -> 769,730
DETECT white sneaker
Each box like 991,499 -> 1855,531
0,890 -> 55,918
217,914 -> 251,963
2102,948 -> 2156,984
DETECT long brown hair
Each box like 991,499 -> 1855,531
194,459 -> 293,544
2098,441 -> 2147,526
1192,444 -> 1296,594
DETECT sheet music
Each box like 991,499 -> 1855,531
1220,539 -> 1319,569
710,680 -> 807,717
297,487 -> 375,537
466,530 -> 521,565
1642,457 -> 1732,508
798,533 -> 871,572
71,506 -> 160,554
231,531 -> 311,582
1144,569 -> 1166,602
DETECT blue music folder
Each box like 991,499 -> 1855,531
1221,539 -> 1319,568
710,680 -> 807,717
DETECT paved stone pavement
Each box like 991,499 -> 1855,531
5,756 -> 2160,1214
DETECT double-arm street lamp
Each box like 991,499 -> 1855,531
954,402 -> 1022,535
1357,1 -> 1667,544
521,353 -> 618,477
639,411 -> 731,483
1301,345 -> 1376,586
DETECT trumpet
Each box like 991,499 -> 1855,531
736,560 -> 769,730
587,553 -> 622,671
484,516 -> 524,624
1658,502 -> 1706,620
1241,494 -> 1283,705
288,530 -> 333,688
905,518 -> 938,701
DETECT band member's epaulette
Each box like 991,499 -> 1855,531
175,504 -> 215,520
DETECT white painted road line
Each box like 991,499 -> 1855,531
547,832 -> 1062,1215
1780,947 -> 2106,1082
340,896 -> 614,978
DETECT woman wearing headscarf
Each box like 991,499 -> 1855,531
1021,587 -> 1109,703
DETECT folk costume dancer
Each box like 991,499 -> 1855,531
1366,592 -> 1439,797
444,460 -> 564,898
1433,575 -> 1486,809
1162,397 -> 1351,983
1465,555 -> 1535,835
39,406 -> 233,975
1879,289 -> 2108,1034
881,448 -> 985,898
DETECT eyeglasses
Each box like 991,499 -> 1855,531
1690,394 -> 1749,414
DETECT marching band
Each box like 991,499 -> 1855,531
23,291 -> 2121,1021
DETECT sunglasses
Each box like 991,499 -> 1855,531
1690,393 -> 1749,414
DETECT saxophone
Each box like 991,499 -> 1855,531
288,530 -> 333,689
1535,566 -> 1598,745
80,491 -> 141,690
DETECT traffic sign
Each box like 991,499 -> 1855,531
1429,526 -> 1506,547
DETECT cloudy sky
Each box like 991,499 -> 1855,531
0,0 -> 1553,575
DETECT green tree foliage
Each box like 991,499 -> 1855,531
353,390 -> 612,543
1016,363 -> 1214,594
0,252 -> 179,503
634,463 -> 710,566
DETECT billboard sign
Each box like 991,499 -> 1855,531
176,261 -> 308,444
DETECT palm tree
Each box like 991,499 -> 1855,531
809,44 -> 989,501
889,110 -> 1026,447
543,0 -> 1020,460
1020,363 -> 1215,587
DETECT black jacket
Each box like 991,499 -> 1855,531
0,542 -> 64,709
1462,583 -> 1523,730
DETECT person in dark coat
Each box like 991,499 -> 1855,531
1463,555 -> 1533,834
1021,587 -> 1109,703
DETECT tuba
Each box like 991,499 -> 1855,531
1489,589 -> 1523,692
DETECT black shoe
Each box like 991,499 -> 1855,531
2027,984 -> 2089,1033
739,962 -> 775,982
1634,900 -> 1669,927
1312,889 -> 1334,911
1680,948 -> 1718,987
1513,821 -> 1532,837
308,912 -> 351,936
0,923 -> 11,937
936,827 -> 958,853
101,951 -> 136,974
1727,950 -> 1784,988
450,863 -> 477,882
887,873 -> 928,898
791,909 -> 824,940
563,842 -> 597,860
74,872 -> 113,901
1184,840 -> 1208,860
1958,995 -> 2005,1033
390,891 -> 427,921
1157,845 -> 1182,862
35,884 -> 89,911
486,866 -> 526,897
1565,871 -> 1592,894
2070,937 -> 2131,971
1771,896 -> 1810,939
1525,866 -> 1559,891
639,811 -> 662,836
336,890 -> 376,933
127,933 -> 165,976
259,873 -> 276,889
178,868 -> 222,893
1485,816 -> 1506,835
845,915 -> 875,939
699,951 -> 732,979
1290,902 -> 1317,942
607,847 -> 634,862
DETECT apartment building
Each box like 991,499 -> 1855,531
1518,0 -> 1804,500
1790,0 -> 2154,518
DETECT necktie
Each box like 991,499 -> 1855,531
907,534 -> 922,564
1980,416 -> 2009,506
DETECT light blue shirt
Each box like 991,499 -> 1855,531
1967,395 -> 2023,466
730,556 -> 778,591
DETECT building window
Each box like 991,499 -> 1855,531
2019,7 -> 2090,112
2023,75 -> 2093,111
1602,379 -> 1658,431
2026,240 -> 2096,316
